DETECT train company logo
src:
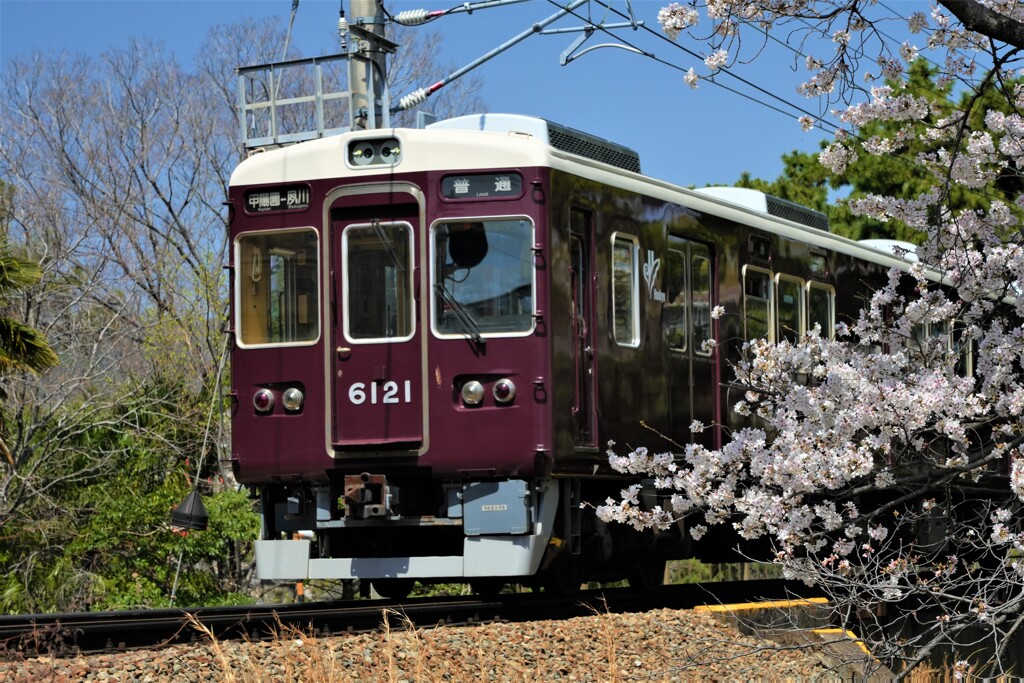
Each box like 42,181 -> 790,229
644,250 -> 666,303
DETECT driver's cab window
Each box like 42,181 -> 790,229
236,228 -> 320,347
432,218 -> 535,337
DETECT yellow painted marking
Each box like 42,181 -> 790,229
813,628 -> 873,656
693,597 -> 829,613
692,599 -> 876,661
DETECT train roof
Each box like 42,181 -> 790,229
230,113 -> 924,275
426,114 -> 642,173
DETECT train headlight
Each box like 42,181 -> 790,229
460,380 -> 485,406
253,388 -> 275,413
493,378 -> 516,404
350,142 -> 375,166
348,138 -> 401,167
282,387 -> 304,412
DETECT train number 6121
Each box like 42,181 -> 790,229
348,380 -> 413,405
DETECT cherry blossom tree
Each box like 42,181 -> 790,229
601,1 -> 1024,677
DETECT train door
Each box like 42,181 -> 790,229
570,209 -> 597,447
664,236 -> 717,448
329,190 -> 424,447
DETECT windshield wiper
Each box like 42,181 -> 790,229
434,283 -> 485,347
370,218 -> 405,274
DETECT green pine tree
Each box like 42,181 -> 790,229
736,60 -> 1023,242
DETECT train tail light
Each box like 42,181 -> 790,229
253,388 -> 275,413
493,378 -> 516,404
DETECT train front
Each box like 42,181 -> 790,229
227,121 -> 557,592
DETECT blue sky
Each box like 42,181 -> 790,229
1,0 -> 923,188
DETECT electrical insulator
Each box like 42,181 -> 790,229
397,87 -> 430,111
395,9 -> 429,25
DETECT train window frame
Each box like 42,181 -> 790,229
775,274 -> 805,344
611,232 -> 640,348
691,247 -> 713,357
742,265 -> 774,342
234,227 -> 321,349
664,248 -> 687,352
430,215 -> 537,340
341,220 -> 416,345
806,281 -> 835,339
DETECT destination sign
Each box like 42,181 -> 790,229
442,173 -> 522,200
245,186 -> 311,213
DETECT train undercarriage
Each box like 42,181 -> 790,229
253,474 -> 707,596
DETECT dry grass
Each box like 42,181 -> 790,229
185,606 -> 641,683
903,659 -> 1018,683
176,600 -> 1011,683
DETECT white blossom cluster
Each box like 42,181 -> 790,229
657,2 -> 700,40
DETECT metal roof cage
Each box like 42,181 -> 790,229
237,25 -> 397,150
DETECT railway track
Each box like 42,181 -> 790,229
0,579 -> 823,658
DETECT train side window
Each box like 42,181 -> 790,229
235,228 -> 320,348
808,253 -> 828,278
664,249 -> 686,351
611,233 -> 640,347
343,221 -> 414,342
692,247 -> 713,356
748,235 -> 771,262
806,282 -> 835,339
912,320 -> 952,353
742,266 -> 773,342
776,275 -> 804,343
930,319 -> 951,349
955,322 -> 974,377
913,318 -> 974,376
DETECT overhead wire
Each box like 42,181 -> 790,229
581,0 -> 1021,210
383,0 -> 1012,206
558,0 -> 845,136
527,0 -> 1024,222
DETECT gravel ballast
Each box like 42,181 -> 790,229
2,606 -> 871,681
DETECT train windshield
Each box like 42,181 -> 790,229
432,218 -> 534,336
235,228 -> 320,347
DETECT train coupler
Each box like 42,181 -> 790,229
342,473 -> 397,519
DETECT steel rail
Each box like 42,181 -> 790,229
0,580 -> 824,658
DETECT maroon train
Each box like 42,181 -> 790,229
227,113 -> 917,596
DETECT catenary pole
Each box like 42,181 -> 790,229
348,0 -> 389,129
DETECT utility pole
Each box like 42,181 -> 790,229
347,0 -> 390,130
